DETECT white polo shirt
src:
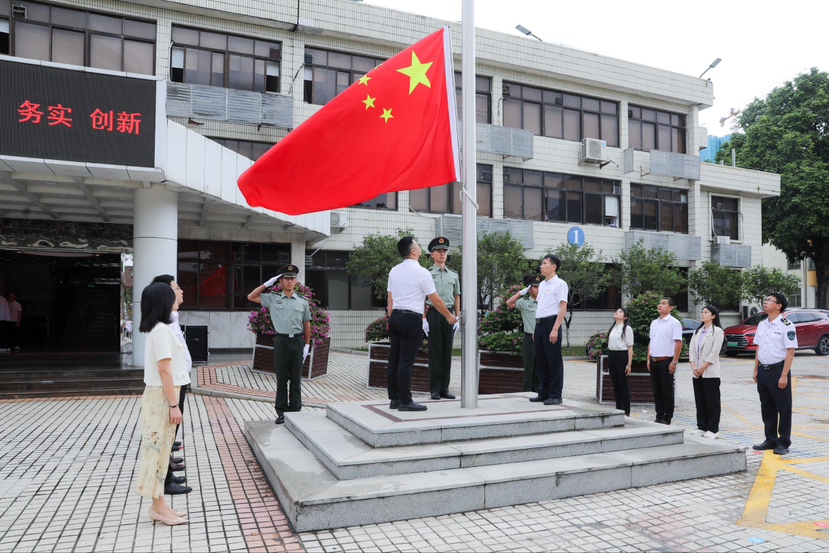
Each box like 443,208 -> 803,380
649,315 -> 683,357
536,275 -> 568,319
387,259 -> 436,314
754,315 -> 798,364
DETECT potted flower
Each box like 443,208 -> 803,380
248,282 -> 331,379
365,312 -> 431,391
476,285 -> 526,394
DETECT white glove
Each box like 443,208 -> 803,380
303,344 -> 310,362
518,285 -> 530,296
263,275 -> 280,287
422,318 -> 430,337
452,319 -> 460,332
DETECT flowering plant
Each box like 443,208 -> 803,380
247,282 -> 330,347
478,285 -> 524,354
585,331 -> 609,360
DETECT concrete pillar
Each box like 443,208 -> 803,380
290,234 -> 306,283
132,184 -> 178,366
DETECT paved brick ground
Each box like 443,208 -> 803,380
0,349 -> 827,552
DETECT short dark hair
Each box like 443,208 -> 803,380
661,297 -> 676,307
397,236 -> 415,258
139,282 -> 175,333
542,254 -> 561,272
768,292 -> 788,312
152,274 -> 175,286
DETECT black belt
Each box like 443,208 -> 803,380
759,361 -> 784,371
392,309 -> 421,316
275,332 -> 303,339
536,315 -> 558,323
651,356 -> 673,363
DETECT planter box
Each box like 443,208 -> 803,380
595,355 -> 654,405
478,350 -> 524,394
252,334 -> 330,380
367,342 -> 430,391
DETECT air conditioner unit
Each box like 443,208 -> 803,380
330,210 -> 348,231
715,235 -> 731,245
580,138 -> 607,163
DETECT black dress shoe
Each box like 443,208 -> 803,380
170,457 -> 183,464
431,393 -> 441,400
529,395 -> 549,402
389,400 -> 400,409
172,444 -> 182,452
543,397 -> 563,406
173,441 -> 182,447
773,446 -> 789,455
275,415 -> 285,425
169,462 -> 186,472
440,392 -> 455,399
753,440 -> 776,451
164,482 -> 192,495
171,475 -> 187,485
398,401 -> 427,411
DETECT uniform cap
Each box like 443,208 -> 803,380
277,264 -> 299,278
524,274 -> 543,286
428,236 -> 450,252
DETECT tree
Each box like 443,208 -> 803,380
742,265 -> 801,308
346,229 -> 424,302
459,231 -> 533,310
688,262 -> 744,310
614,241 -> 686,299
721,68 -> 829,308
555,242 -> 613,347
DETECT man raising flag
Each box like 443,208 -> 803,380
238,27 -> 460,216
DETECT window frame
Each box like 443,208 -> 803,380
454,72 -> 492,124
711,195 -> 739,241
303,46 -> 384,105
408,164 -> 493,217
304,250 -> 380,310
630,183 -> 688,234
628,105 -> 687,153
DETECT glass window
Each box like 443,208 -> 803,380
454,73 -> 491,123
354,192 -> 397,210
304,48 -> 384,105
712,195 -> 739,240
629,105 -> 686,153
172,25 -> 280,93
630,184 -> 688,234
305,250 -> 377,310
407,165 -> 492,217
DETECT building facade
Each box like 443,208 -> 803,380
0,0 -> 780,357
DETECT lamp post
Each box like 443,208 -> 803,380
699,58 -> 722,79
515,24 -> 542,41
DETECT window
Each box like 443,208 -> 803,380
303,47 -> 384,105
409,164 -> 493,216
502,83 -> 619,147
454,73 -> 491,123
572,265 -> 622,311
177,240 -> 290,310
3,1 -> 155,74
171,26 -> 280,93
630,184 -> 688,234
503,168 -> 620,227
789,293 -> 802,308
304,250 -> 379,310
353,192 -> 397,210
628,106 -> 686,153
208,138 -> 273,161
787,259 -> 801,271
712,196 -> 739,240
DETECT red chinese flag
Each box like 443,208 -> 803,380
238,27 -> 460,215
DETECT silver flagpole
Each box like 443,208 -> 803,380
460,0 -> 478,408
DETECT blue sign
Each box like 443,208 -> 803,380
567,227 -> 585,247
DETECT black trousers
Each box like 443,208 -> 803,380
387,311 -> 421,405
607,350 -> 631,416
533,317 -> 563,400
274,334 -> 304,417
649,359 -> 675,423
757,362 -> 792,448
165,384 -> 189,485
522,332 -> 538,392
692,377 -> 721,433
427,308 -> 453,395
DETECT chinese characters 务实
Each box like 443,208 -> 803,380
18,101 -> 142,135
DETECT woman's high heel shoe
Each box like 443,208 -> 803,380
149,507 -> 188,526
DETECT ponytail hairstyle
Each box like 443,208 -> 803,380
608,307 -> 630,337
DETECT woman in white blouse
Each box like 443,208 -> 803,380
607,308 -> 634,416
134,282 -> 191,526
688,305 -> 725,439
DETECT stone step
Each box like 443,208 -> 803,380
324,394 -> 625,448
245,418 -> 746,532
288,410 -> 685,480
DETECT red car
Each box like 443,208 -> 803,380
724,309 -> 829,357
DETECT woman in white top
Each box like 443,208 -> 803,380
607,308 -> 635,416
688,305 -> 725,439
134,282 -> 191,526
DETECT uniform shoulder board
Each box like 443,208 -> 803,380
781,317 -> 792,325
295,293 -> 306,300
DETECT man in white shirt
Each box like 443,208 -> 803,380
386,237 -> 458,412
647,297 -> 683,425
751,293 -> 798,456
530,254 -> 569,406
6,293 -> 23,352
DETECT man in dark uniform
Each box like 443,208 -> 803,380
752,293 -> 797,455
424,236 -> 460,400
248,264 -> 311,425
506,274 -> 542,392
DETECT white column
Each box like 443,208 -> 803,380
291,234 -> 306,283
132,184 -> 178,366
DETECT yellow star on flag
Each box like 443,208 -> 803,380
358,75 -> 371,86
380,108 -> 393,123
362,95 -> 376,110
397,52 -> 432,95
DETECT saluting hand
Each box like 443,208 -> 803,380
263,275 -> 279,287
